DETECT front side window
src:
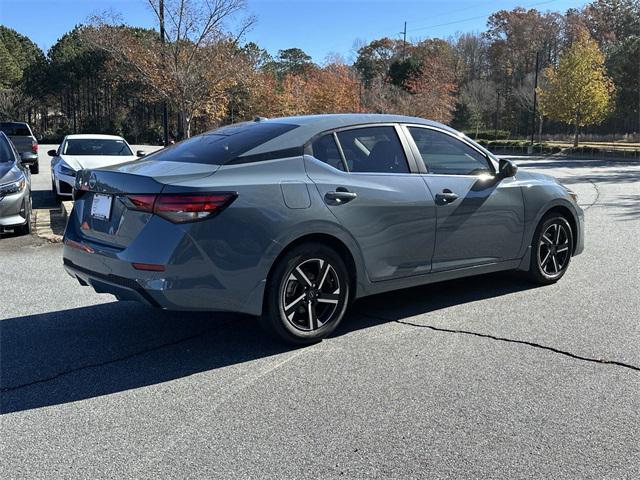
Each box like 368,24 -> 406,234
0,133 -> 16,163
63,139 -> 133,156
311,134 -> 345,171
336,126 -> 410,174
408,127 -> 492,175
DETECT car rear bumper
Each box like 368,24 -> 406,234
62,210 -> 269,315
20,152 -> 38,160
63,257 -> 162,307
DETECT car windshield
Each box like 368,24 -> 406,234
145,122 -> 299,165
0,123 -> 31,136
0,135 -> 15,163
63,139 -> 133,156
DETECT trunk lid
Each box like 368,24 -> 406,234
73,160 -> 220,248
7,135 -> 34,154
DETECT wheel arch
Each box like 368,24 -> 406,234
540,204 -> 579,255
264,232 -> 359,310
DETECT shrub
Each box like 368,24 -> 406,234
463,129 -> 510,140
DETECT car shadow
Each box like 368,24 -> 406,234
515,156 -> 640,184
31,189 -> 58,210
1,272 -> 537,414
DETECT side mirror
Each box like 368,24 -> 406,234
47,149 -> 57,157
497,158 -> 518,178
136,150 -> 146,157
19,152 -> 37,165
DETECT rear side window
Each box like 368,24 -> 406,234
408,127 -> 491,175
0,123 -> 32,136
311,134 -> 345,171
336,126 -> 409,174
146,122 -> 299,165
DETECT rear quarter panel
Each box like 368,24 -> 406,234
160,156 -> 366,315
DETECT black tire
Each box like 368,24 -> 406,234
15,197 -> 32,236
260,242 -> 350,345
30,161 -> 39,174
526,214 -> 573,285
52,179 -> 62,204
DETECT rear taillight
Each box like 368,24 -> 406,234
126,194 -> 156,212
125,192 -> 236,223
31,141 -> 38,153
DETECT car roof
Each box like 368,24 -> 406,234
64,134 -> 127,141
239,113 -> 457,157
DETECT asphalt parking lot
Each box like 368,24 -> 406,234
1,151 -> 639,478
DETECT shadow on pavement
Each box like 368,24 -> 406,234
1,272 -> 537,414
31,188 -> 58,210
347,271 -> 537,323
516,156 -> 640,184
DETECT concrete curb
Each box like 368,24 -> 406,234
33,201 -> 72,243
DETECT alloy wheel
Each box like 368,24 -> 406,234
537,222 -> 571,277
281,258 -> 341,332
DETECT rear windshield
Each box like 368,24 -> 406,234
0,123 -> 31,136
63,139 -> 133,156
145,122 -> 299,165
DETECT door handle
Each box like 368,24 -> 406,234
325,188 -> 357,205
435,189 -> 459,205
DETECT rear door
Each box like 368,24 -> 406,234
403,125 -> 524,272
305,124 -> 436,282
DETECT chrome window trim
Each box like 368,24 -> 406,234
400,123 -> 498,176
306,123 -> 420,175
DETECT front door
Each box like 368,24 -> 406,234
305,125 -> 437,282
404,126 -> 524,272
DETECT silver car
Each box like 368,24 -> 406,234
63,114 -> 584,344
0,132 -> 33,235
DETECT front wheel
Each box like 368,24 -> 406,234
51,178 -> 63,204
526,214 -> 573,285
15,197 -> 32,236
261,243 -> 350,345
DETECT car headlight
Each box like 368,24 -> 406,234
59,162 -> 76,177
0,175 -> 26,195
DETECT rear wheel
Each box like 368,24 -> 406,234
526,214 -> 573,285
261,243 -> 350,345
30,161 -> 39,174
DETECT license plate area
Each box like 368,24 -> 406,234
90,194 -> 113,221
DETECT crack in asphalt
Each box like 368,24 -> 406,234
4,303 -> 638,396
360,313 -> 639,373
0,324 -> 228,394
581,177 -> 601,211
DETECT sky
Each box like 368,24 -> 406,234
1,0 -> 589,62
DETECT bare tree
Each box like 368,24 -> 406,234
460,79 -> 497,138
516,72 -> 547,142
87,0 -> 254,138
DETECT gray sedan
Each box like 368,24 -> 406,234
63,114 -> 584,344
0,132 -> 33,235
